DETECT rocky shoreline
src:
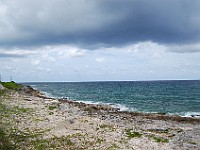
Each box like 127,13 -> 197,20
25,85 -> 200,122
1,84 -> 200,149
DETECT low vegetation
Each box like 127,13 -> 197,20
125,129 -> 142,138
1,82 -> 121,149
100,124 -> 115,131
0,90 -> 70,149
107,143 -> 120,149
153,137 -> 169,143
48,105 -> 57,110
0,90 -> 3,96
0,99 -> 36,149
0,81 -> 22,90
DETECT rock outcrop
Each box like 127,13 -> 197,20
0,84 -> 5,90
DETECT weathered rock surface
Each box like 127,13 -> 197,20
0,84 -> 5,90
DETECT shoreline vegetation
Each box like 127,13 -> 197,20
1,82 -> 200,149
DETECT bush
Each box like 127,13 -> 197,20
125,129 -> 142,138
0,81 -> 22,90
48,106 -> 57,110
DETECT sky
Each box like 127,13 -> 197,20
0,0 -> 200,82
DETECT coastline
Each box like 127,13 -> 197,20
25,81 -> 200,119
58,98 -> 200,123
1,85 -> 200,149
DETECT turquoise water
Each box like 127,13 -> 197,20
24,80 -> 200,117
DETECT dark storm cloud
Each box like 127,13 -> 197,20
80,0 -> 200,48
0,0 -> 200,50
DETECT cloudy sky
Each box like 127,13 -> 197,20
0,0 -> 200,82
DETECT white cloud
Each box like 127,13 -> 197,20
56,46 -> 86,58
95,57 -> 105,63
31,59 -> 40,65
67,49 -> 86,57
1,41 -> 200,82
42,54 -> 55,63
0,49 -> 37,57
37,66 -> 51,72
2,66 -> 12,70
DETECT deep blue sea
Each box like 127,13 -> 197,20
23,80 -> 200,117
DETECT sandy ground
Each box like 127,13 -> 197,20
1,87 -> 200,150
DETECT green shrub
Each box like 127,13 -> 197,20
49,112 -> 54,115
125,129 -> 142,138
48,106 -> 57,110
1,81 -> 22,90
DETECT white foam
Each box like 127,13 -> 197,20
167,112 -> 200,118
75,100 -> 102,105
109,103 -> 128,111
41,91 -> 55,98
108,103 -> 138,112
180,112 -> 200,118
72,100 -> 133,112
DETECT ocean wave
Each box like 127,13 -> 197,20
72,100 -> 135,112
108,103 -> 138,112
167,112 -> 200,118
74,100 -> 102,105
180,112 -> 200,118
43,91 -> 55,98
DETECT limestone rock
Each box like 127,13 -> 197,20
0,84 -> 5,90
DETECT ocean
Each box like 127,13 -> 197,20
23,80 -> 200,117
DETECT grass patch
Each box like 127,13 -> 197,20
49,112 -> 54,115
0,127 -> 52,150
0,81 -> 22,90
0,128 -> 15,150
0,103 -> 32,118
125,129 -> 142,138
147,134 -> 169,143
34,118 -> 44,122
96,138 -> 105,144
188,141 -> 197,145
148,128 -> 170,134
0,100 -> 36,149
0,90 -> 4,96
100,124 -> 115,131
152,136 -> 169,143
14,106 -> 32,114
106,143 -> 120,150
48,106 -> 57,110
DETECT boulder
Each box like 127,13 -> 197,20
0,84 -> 5,90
